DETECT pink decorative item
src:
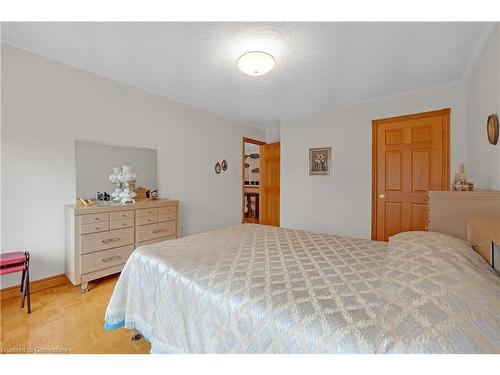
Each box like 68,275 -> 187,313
451,164 -> 474,191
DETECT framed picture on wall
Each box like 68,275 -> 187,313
309,147 -> 332,175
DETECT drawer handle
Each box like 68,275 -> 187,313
152,229 -> 168,234
95,226 -> 103,230
94,217 -> 102,221
102,237 -> 121,244
122,223 -> 128,226
472,244 -> 479,251
102,255 -> 122,263
122,214 -> 128,217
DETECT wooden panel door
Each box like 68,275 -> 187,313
372,109 -> 449,241
260,142 -> 280,226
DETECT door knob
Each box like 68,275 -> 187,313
378,193 -> 385,199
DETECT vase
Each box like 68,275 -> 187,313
108,167 -> 123,201
118,166 -> 137,204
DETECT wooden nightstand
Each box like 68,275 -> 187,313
467,217 -> 500,272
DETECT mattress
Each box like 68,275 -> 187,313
104,224 -> 499,353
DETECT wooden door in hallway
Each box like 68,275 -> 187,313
372,109 -> 450,241
260,142 -> 280,226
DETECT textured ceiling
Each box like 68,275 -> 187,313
1,22 -> 489,130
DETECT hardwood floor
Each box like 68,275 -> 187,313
0,275 -> 150,354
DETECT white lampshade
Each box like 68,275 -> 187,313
237,51 -> 276,76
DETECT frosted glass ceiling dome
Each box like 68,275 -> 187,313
237,51 -> 276,76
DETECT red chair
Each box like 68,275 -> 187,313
0,251 -> 31,313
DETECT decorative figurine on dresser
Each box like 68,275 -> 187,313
67,165 -> 179,294
451,163 -> 474,191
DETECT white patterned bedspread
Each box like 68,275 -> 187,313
104,224 -> 499,353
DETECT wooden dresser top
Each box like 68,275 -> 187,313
468,217 -> 500,245
67,199 -> 178,215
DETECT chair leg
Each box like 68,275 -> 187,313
20,267 -> 27,309
20,268 -> 26,293
26,267 -> 31,314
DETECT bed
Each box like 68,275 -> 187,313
104,224 -> 499,353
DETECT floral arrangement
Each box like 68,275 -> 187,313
314,153 -> 326,165
451,164 -> 474,191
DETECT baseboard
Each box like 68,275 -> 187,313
0,274 -> 69,302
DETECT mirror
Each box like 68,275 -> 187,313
75,140 -> 158,200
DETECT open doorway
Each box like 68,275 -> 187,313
242,137 -> 280,226
242,138 -> 265,223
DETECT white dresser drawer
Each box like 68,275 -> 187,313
158,206 -> 176,215
137,208 -> 157,217
138,235 -> 176,247
110,210 -> 134,221
137,215 -> 157,226
137,221 -> 176,243
80,213 -> 108,225
158,213 -> 176,222
80,222 -> 109,234
109,218 -> 134,230
157,205 -> 176,222
80,228 -> 134,254
81,244 -> 134,274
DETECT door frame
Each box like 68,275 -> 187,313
371,108 -> 451,240
242,137 -> 266,223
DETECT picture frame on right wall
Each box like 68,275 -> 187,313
309,147 -> 332,175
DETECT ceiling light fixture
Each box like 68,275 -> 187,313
237,51 -> 276,76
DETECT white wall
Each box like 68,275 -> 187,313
466,25 -> 500,190
281,82 -> 468,239
265,127 -> 281,143
1,44 -> 264,287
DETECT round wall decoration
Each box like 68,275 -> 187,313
487,113 -> 499,145
215,162 -> 221,174
221,159 -> 228,171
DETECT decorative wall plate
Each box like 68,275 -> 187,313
221,159 -> 228,171
215,162 -> 221,174
487,113 -> 499,145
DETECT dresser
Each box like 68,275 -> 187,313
65,199 -> 179,293
467,217 -> 500,273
